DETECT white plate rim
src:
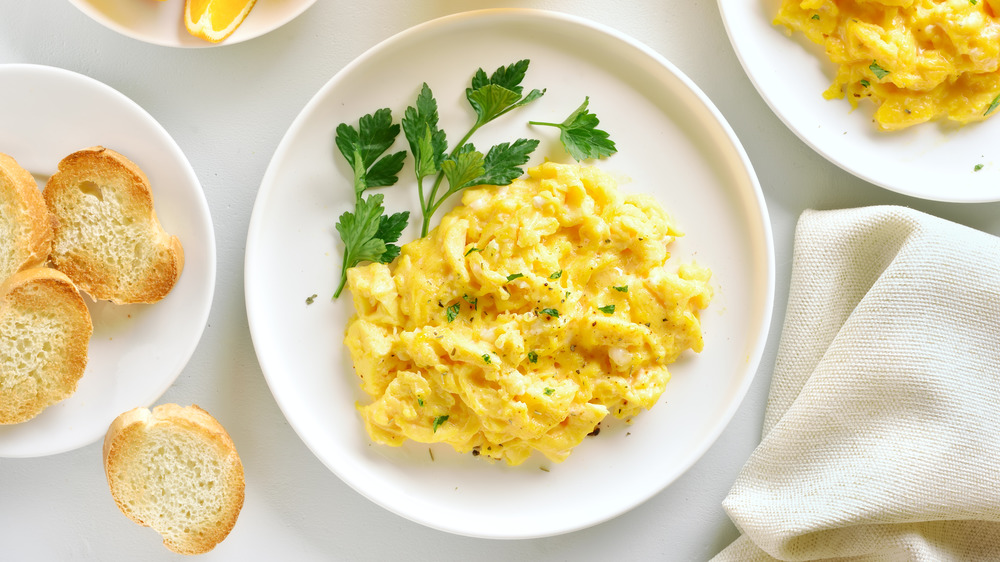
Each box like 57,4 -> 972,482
245,8 -> 775,538
0,63 -> 216,457
718,0 -> 1000,203
67,0 -> 317,48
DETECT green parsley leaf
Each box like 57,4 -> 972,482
971,0 -> 978,5
466,60 -> 546,128
549,270 -> 563,280
529,97 -> 617,161
482,354 -> 492,364
334,194 -> 409,297
975,163 -> 985,171
402,83 -> 449,183
528,351 -> 539,363
446,303 -> 461,322
463,294 -> 478,310
544,387 -> 555,396
439,139 -> 539,197
479,139 -> 540,185
984,94 -> 1000,117
811,13 -> 820,19
433,415 -> 449,432
507,273 -> 525,281
417,398 -> 425,407
440,144 -> 486,192
305,294 -> 317,305
598,304 -> 615,314
540,308 -> 560,318
374,210 -> 409,264
613,285 -> 628,293
335,108 -> 407,197
464,247 -> 482,256
869,60 -> 890,80
860,79 -> 870,88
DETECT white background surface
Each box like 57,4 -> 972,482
2,1 -> 1000,560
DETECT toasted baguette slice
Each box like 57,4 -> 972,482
0,267 -> 92,424
103,404 -> 245,555
0,152 -> 53,282
44,146 -> 184,304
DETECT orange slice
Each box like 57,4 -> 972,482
184,0 -> 257,43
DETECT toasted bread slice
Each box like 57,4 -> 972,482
0,152 -> 53,282
103,404 -> 245,555
44,147 -> 184,304
0,267 -> 92,424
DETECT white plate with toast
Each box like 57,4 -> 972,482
246,9 -> 773,538
0,64 -> 215,457
69,0 -> 316,48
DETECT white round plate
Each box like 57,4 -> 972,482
719,0 -> 1000,202
246,9 -> 773,538
68,0 -> 315,48
0,64 -> 215,457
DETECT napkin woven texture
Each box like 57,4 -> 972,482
714,206 -> 1000,561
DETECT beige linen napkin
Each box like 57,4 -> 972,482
714,206 -> 1000,561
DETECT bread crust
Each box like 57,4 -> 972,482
0,152 -> 53,281
43,146 -> 184,304
0,267 -> 92,424
103,404 -> 245,555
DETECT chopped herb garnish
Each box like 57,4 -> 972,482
860,79 -> 870,88
540,308 -> 560,318
598,304 -> 615,314
306,294 -> 317,305
507,273 -> 525,281
417,398 -> 425,406
482,353 -> 492,364
463,294 -> 478,310
433,415 -> 449,432
446,303 -> 461,322
869,60 -> 890,80
549,270 -> 563,279
985,94 -> 1000,117
528,351 -> 539,363
544,387 -> 555,396
972,0 -> 978,4
612,285 -> 628,293
811,13 -> 820,19
975,164 -> 984,171
464,247 -> 482,256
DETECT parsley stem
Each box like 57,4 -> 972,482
416,176 -> 427,220
528,121 -> 560,127
421,124 -> 482,236
334,252 -> 350,298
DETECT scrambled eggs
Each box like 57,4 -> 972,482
776,0 -> 1000,130
344,163 -> 712,466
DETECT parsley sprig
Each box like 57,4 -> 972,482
332,108 -> 409,298
403,60 -> 545,236
529,97 -> 617,161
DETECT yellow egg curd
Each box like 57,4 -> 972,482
776,0 -> 1000,130
344,162 -> 712,466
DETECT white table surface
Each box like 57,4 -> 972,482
3,1 -> 1000,560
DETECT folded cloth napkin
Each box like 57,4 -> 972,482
713,206 -> 1000,561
